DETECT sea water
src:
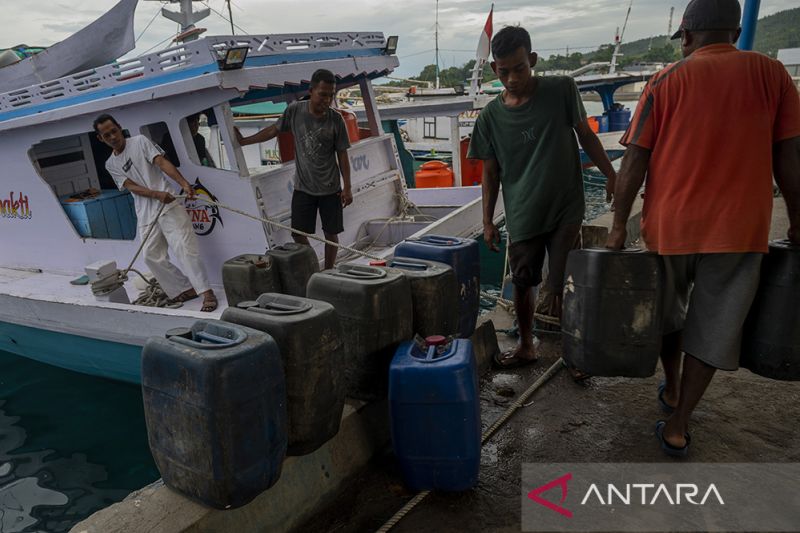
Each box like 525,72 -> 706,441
0,350 -> 158,532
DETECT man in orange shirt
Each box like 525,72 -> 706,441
607,0 -> 800,457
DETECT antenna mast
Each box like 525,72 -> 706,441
610,0 -> 633,74
435,0 -> 440,89
145,0 -> 210,42
667,6 -> 675,43
226,0 -> 235,34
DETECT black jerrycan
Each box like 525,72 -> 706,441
741,240 -> 800,381
562,248 -> 664,377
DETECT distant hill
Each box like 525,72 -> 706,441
753,7 -> 800,57
402,7 -> 800,86
581,6 -> 800,62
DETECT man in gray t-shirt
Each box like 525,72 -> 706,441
236,69 -> 352,269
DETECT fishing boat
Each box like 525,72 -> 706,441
0,5 -> 500,385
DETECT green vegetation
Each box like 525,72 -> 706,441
396,6 -> 798,88
753,7 -> 800,57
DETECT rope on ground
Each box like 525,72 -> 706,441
480,358 -> 564,444
374,358 -> 565,533
374,491 -> 432,533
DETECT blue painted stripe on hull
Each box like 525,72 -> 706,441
0,321 -> 142,384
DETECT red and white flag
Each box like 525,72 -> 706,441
476,4 -> 494,62
470,4 -> 494,95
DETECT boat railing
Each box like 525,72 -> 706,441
0,32 -> 387,117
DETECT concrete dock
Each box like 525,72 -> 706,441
72,200 -> 798,533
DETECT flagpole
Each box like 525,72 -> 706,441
435,0 -> 440,89
469,3 -> 494,98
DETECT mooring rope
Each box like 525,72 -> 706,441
187,194 -> 384,262
93,191 -> 393,306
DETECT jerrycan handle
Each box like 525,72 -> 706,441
242,294 -> 312,316
332,264 -> 386,280
391,259 -> 429,271
167,321 -> 247,350
418,235 -> 459,246
410,335 -> 455,363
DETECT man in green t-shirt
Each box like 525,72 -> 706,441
468,26 -> 617,369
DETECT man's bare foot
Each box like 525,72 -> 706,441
200,290 -> 218,312
493,344 -> 538,369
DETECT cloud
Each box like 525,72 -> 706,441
2,0 -> 797,76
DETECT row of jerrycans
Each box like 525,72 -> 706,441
222,236 -> 481,337
562,240 -> 800,381
143,237 -> 481,508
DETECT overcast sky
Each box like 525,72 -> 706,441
1,0 -> 796,76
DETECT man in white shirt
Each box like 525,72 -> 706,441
94,114 -> 217,312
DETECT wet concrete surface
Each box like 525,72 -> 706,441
296,305 -> 800,533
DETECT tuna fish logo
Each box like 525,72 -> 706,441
185,179 -> 223,236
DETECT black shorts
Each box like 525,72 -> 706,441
508,224 -> 581,290
291,190 -> 344,235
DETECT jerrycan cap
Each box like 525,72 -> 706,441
425,335 -> 447,347
165,327 -> 193,340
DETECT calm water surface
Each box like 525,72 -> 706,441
0,350 -> 158,532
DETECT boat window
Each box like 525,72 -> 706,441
28,131 -> 138,240
155,112 -> 216,169
207,103 -> 246,174
423,117 -> 437,139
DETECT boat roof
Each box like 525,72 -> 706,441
573,71 -> 655,92
0,32 -> 398,133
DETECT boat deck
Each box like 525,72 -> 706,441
0,267 -> 226,319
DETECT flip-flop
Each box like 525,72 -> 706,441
655,420 -> 690,458
493,350 -> 538,369
562,359 -> 592,382
657,381 -> 676,414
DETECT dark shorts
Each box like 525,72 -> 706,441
291,190 -> 344,235
508,224 -> 582,290
662,253 -> 762,371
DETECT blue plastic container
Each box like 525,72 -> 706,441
142,320 -> 287,509
60,189 -> 137,239
607,108 -> 632,132
389,336 -> 480,491
394,235 -> 480,338
595,114 -> 610,133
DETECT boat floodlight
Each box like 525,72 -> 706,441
219,46 -> 249,70
385,36 -> 399,55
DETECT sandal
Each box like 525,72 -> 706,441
562,359 -> 592,382
655,420 -> 690,458
201,292 -> 218,313
169,288 -> 198,304
657,381 -> 677,414
493,349 -> 538,369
